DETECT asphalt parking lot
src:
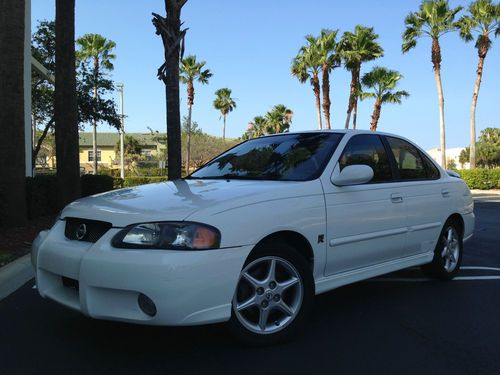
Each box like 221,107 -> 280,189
1,196 -> 499,375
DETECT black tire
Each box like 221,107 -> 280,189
421,219 -> 463,280
228,242 -> 314,346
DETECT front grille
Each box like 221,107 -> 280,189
64,217 -> 112,243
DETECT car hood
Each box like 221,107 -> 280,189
62,179 -> 322,227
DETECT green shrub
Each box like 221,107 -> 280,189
135,167 -> 167,177
123,176 -> 167,187
81,174 -> 115,197
457,169 -> 500,190
26,175 -> 60,218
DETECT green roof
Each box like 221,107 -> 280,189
79,132 -> 166,147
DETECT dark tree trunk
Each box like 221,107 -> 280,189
185,80 -> 194,174
0,0 -> 27,226
312,73 -> 322,130
55,0 -> 81,207
152,0 -> 188,180
322,63 -> 331,130
32,117 -> 55,166
370,99 -> 382,131
344,65 -> 359,129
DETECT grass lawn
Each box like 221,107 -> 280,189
0,216 -> 54,267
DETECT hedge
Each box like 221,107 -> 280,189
81,174 -> 115,197
457,169 -> 500,190
122,176 -> 167,187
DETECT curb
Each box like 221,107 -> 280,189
0,254 -> 34,302
471,189 -> 500,196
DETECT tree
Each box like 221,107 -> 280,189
243,116 -> 267,140
264,105 -> 294,134
402,0 -> 463,167
76,33 -> 117,175
31,21 -> 120,167
291,38 -> 323,129
317,29 -> 341,129
115,135 -> 142,173
180,55 -> 212,173
458,128 -> 500,168
152,0 -> 188,180
340,25 -> 384,129
213,88 -> 236,140
359,67 -> 409,131
456,0 -> 500,168
0,0 -> 26,226
55,0 -> 81,207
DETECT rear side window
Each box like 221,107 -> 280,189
422,153 -> 441,179
386,137 -> 428,180
339,134 -> 393,182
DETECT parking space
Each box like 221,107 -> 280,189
0,198 -> 499,375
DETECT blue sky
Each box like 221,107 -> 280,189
32,0 -> 499,150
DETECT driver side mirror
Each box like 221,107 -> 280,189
331,164 -> 374,186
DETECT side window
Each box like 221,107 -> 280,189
339,135 -> 393,182
422,153 -> 441,179
386,137 -> 427,180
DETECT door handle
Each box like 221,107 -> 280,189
391,193 -> 403,203
441,189 -> 450,197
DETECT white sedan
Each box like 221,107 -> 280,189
32,130 -> 474,345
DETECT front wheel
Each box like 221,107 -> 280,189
229,244 -> 314,345
421,220 -> 463,280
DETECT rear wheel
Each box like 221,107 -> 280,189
229,243 -> 314,345
421,220 -> 463,280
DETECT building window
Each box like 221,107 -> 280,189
88,150 -> 101,162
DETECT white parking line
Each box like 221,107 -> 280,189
461,266 -> 500,272
369,276 -> 500,282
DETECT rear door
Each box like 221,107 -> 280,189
383,136 -> 447,256
323,134 -> 408,276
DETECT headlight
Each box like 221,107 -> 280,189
112,222 -> 221,250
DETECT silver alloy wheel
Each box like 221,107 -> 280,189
233,256 -> 303,335
441,226 -> 460,272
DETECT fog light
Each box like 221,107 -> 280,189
138,293 -> 157,317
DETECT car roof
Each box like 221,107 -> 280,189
260,129 -> 402,139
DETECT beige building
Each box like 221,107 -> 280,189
426,147 -> 470,170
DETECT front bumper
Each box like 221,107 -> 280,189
32,221 -> 253,326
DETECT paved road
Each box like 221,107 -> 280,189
1,198 -> 499,375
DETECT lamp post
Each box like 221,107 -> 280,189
116,83 -> 125,179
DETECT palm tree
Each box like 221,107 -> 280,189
291,38 -> 323,129
180,55 -> 212,173
317,29 -> 341,129
340,25 -> 384,130
0,0 -> 27,226
213,88 -> 236,141
152,0 -> 188,180
359,67 -> 410,131
264,105 -> 294,134
76,34 -> 116,174
402,0 -> 462,168
55,0 -> 81,206
457,0 -> 499,168
245,116 -> 267,139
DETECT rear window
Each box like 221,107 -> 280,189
386,137 -> 434,180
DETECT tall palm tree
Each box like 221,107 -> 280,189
359,67 -> 410,131
0,0 -> 27,226
264,105 -> 294,134
152,0 -> 188,180
457,0 -> 499,168
76,34 -> 116,174
180,55 -> 212,173
317,29 -> 341,129
340,25 -> 384,130
402,0 -> 462,168
245,116 -> 267,139
55,0 -> 81,207
213,88 -> 236,141
291,38 -> 323,129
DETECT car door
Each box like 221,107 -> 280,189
323,134 -> 408,276
384,136 -> 447,256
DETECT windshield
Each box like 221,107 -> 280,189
189,132 -> 344,181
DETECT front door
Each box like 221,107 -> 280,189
323,134 -> 408,276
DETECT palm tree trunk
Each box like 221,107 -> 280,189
0,0 -> 27,226
370,99 -> 382,131
432,38 -> 446,168
352,100 -> 358,130
322,64 -> 331,129
92,86 -> 98,174
470,41 -> 488,169
312,73 -> 322,130
345,67 -> 359,129
223,114 -> 226,141
186,102 -> 192,175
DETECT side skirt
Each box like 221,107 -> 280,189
314,252 -> 434,295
